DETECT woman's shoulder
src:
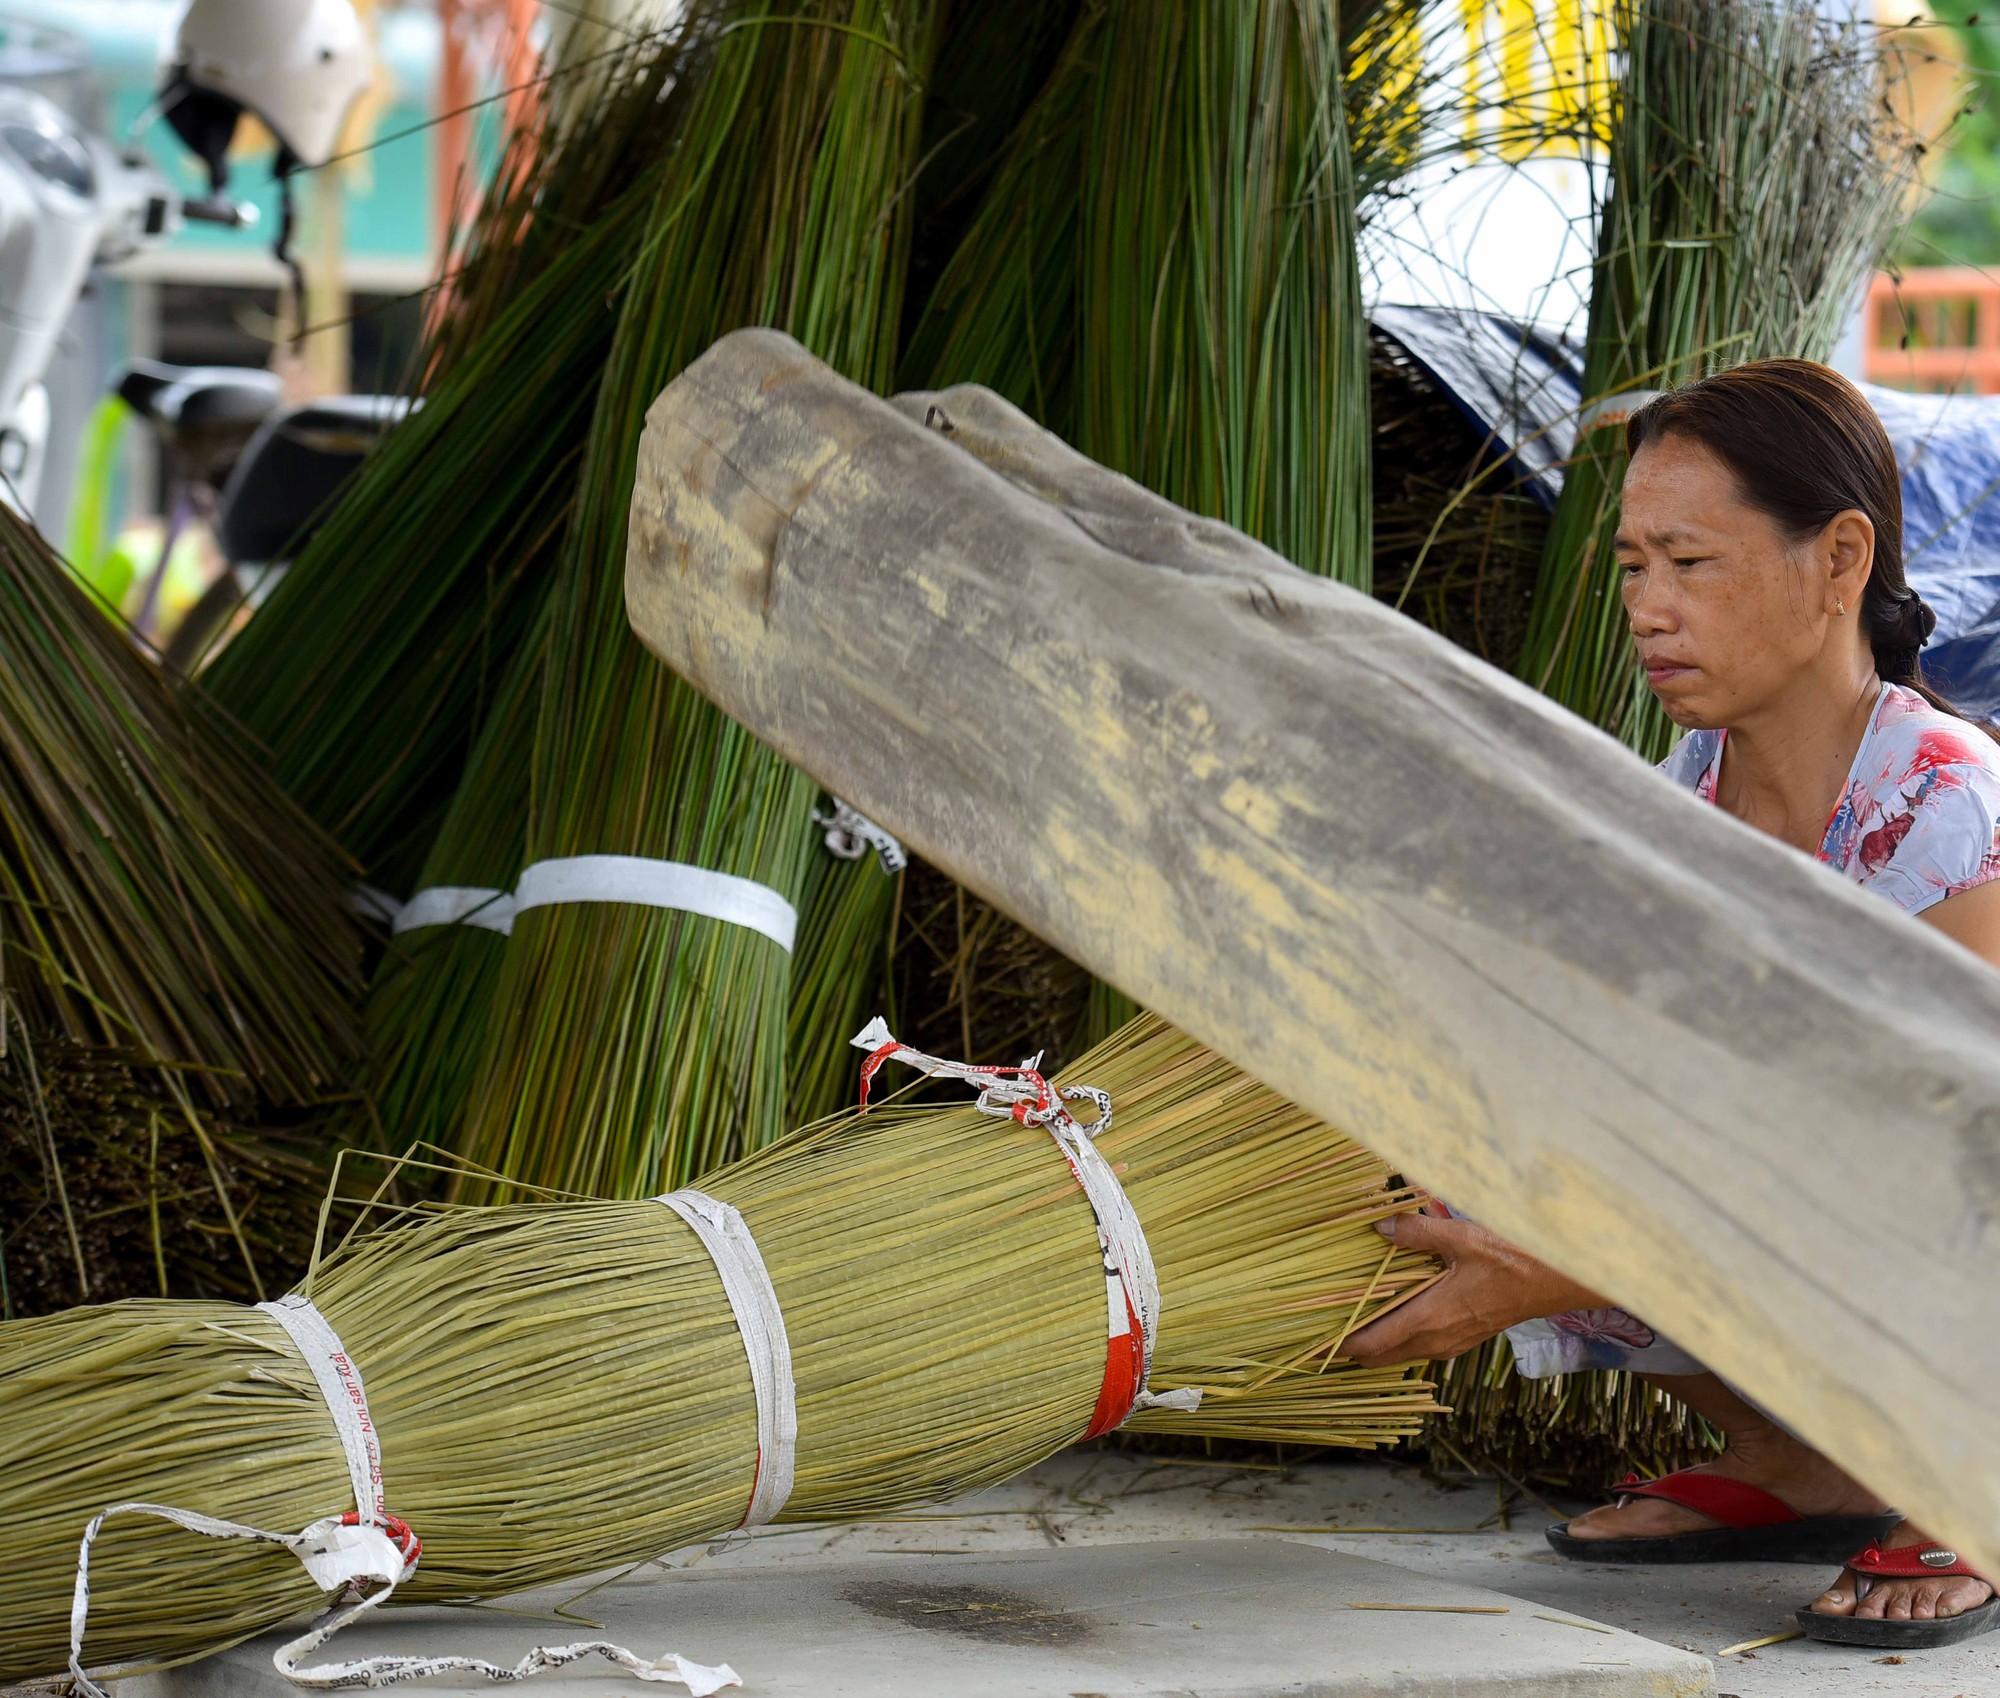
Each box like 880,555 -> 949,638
1824,683 -> 2000,913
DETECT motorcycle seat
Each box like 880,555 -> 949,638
115,359 -> 285,435
214,393 -> 412,565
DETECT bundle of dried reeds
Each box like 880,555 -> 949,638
1419,1336 -> 1719,1493
3,1017 -> 1436,1685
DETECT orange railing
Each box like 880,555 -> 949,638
1867,268 -> 2000,396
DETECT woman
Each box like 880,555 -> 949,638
1346,359 -> 2000,1651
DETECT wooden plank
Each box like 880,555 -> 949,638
627,328 -> 2000,1571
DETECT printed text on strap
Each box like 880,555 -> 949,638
849,1019 -> 1200,1436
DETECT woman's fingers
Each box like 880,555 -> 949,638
1374,1210 -> 1473,1259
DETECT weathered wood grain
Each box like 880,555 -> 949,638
627,328 -> 2000,1570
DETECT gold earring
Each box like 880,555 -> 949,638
1835,597 -> 1846,616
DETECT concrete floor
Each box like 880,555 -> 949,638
20,1449 -> 1994,1698
673,1449 -> 1995,1698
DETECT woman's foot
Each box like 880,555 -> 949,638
1563,1422 -> 1886,1542
1808,1522 -> 1995,1625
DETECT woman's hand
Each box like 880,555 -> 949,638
1343,1213 -> 1609,1368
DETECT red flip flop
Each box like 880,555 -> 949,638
1546,1470 -> 1901,1565
1798,1540 -> 2000,1648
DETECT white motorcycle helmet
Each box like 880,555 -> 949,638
163,0 -> 370,190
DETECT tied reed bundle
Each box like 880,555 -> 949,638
781,0 -> 1089,1131
1074,0 -> 1371,591
1,1016 -> 1437,1684
1517,0 -> 1921,757
451,0 -> 949,1201
1077,0 -> 1373,1037
198,33 -> 696,890
0,503 -> 360,1107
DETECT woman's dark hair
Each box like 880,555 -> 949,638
1624,359 -> 1982,732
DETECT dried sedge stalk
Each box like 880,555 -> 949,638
3,1016 -> 1437,1683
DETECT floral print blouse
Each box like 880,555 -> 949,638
1504,683 -> 2000,1380
1660,682 -> 2000,915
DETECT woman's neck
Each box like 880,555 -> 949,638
1715,660 -> 1884,855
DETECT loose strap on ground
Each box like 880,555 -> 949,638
67,1296 -> 736,1696
514,855 -> 797,953
391,886 -> 519,937
657,1189 -> 797,1529
849,1019 -> 1200,1436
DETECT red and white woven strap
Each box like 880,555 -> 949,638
66,1295 -> 737,1697
850,1019 -> 1200,1437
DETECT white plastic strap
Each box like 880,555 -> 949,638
391,886 -> 519,937
811,799 -> 908,874
66,1298 -> 738,1697
1577,388 -> 1665,436
849,1020 -> 1200,1429
657,1190 -> 797,1528
349,885 -> 405,926
258,1294 -> 386,1519
514,856 -> 797,954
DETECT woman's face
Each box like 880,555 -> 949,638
1616,432 -> 1859,731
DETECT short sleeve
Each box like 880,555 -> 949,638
1859,763 -> 2000,916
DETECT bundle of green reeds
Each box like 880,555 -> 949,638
903,0 -> 1378,1047
1517,0 -> 1920,756
779,0 -> 1090,1130
0,503 -> 360,1106
3,1016 -> 1437,1684
197,30 -> 696,890
451,0 -> 949,1200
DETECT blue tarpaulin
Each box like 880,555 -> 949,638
1372,304 -> 2000,721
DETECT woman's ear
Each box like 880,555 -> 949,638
1823,508 -> 1875,614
